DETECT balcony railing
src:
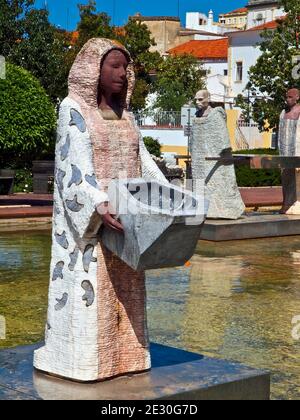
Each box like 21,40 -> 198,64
134,111 -> 182,128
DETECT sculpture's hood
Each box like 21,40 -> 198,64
68,38 -> 135,109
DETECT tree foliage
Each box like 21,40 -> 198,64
153,54 -> 206,111
0,0 -> 34,57
143,136 -> 161,157
0,64 -> 56,167
10,9 -> 68,100
76,0 -> 115,48
117,18 -> 161,110
118,18 -> 158,68
0,1 -> 69,101
237,0 -> 300,131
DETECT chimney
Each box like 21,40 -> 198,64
208,9 -> 214,26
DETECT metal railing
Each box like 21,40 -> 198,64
238,119 -> 260,128
234,124 -> 250,150
134,111 -> 182,128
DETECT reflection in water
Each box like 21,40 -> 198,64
146,267 -> 190,349
1,231 -> 300,399
0,231 -> 50,348
149,237 -> 300,400
185,239 -> 300,400
182,255 -> 244,354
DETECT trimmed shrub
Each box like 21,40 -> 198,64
143,136 -> 161,157
234,148 -> 279,156
0,63 -> 56,168
234,149 -> 281,187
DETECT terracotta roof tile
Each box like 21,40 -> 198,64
227,16 -> 285,35
168,39 -> 228,60
222,7 -> 248,16
246,16 -> 285,31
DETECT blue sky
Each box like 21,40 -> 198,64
34,0 -> 247,30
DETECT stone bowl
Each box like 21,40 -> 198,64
100,179 -> 208,271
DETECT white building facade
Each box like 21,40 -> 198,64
246,0 -> 284,29
227,0 -> 285,104
186,9 -> 239,36
227,30 -> 262,100
203,61 -> 229,104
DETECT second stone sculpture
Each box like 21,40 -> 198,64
191,91 -> 245,220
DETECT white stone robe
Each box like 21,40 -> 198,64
34,98 -> 166,381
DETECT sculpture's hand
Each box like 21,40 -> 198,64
97,202 -> 124,234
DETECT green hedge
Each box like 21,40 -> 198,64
234,148 -> 279,156
14,168 -> 33,193
0,63 -> 56,168
143,136 -> 161,157
234,149 -> 281,187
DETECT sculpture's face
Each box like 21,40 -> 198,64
100,50 -> 129,96
195,91 -> 210,110
286,89 -> 300,109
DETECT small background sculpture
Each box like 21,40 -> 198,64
191,90 -> 245,220
278,88 -> 300,214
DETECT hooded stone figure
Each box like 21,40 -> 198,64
34,39 -> 166,382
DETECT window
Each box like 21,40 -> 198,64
228,18 -> 232,24
256,13 -> 263,22
236,62 -> 243,82
224,69 -> 228,76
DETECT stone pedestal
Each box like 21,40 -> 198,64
281,169 -> 300,215
201,212 -> 300,241
0,343 -> 270,400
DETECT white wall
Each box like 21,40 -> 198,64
228,31 -> 262,98
203,61 -> 228,102
207,75 -> 228,102
247,5 -> 285,29
185,11 -> 238,35
186,12 -> 208,30
204,61 -> 227,77
140,128 -> 187,147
